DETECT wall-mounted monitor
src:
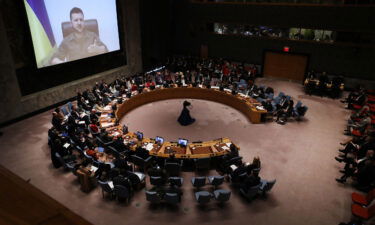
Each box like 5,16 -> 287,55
24,0 -> 121,68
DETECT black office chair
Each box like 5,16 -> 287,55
208,175 -> 225,189
131,155 -> 153,172
194,157 -> 211,171
145,191 -> 162,204
191,176 -> 206,189
168,177 -> 184,187
150,176 -> 164,187
62,19 -> 99,38
127,171 -> 146,190
195,191 -> 211,204
114,185 -> 130,203
97,180 -> 115,199
164,192 -> 180,205
165,162 -> 181,176
213,189 -> 231,203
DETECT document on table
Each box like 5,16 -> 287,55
221,146 -> 229,151
101,122 -> 114,128
145,143 -> 154,151
108,181 -> 114,189
90,166 -> 98,172
230,164 -> 238,171
63,143 -> 70,148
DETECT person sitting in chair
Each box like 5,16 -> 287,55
241,168 -> 261,191
50,7 -> 108,65
177,101 -> 195,126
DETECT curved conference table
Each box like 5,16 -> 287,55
99,86 -> 267,159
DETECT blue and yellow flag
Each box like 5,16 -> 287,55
24,0 -> 56,68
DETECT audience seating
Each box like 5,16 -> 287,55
131,155 -> 153,172
213,189 -> 231,203
114,185 -> 130,203
191,177 -> 206,189
127,171 -> 146,190
165,162 -> 181,176
150,176 -> 164,187
169,177 -> 183,187
260,179 -> 277,195
96,137 -> 114,148
195,191 -> 211,204
164,192 -> 180,205
208,175 -> 225,189
194,157 -> 211,171
98,180 -> 115,199
240,184 -> 262,201
352,189 -> 375,206
88,126 -> 99,136
351,203 -> 375,220
145,191 -> 162,204
55,152 -> 76,172
60,105 -> 70,116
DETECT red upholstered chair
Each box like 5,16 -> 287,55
352,189 -> 375,206
352,129 -> 364,137
352,203 -> 375,220
352,104 -> 364,110
368,95 -> 375,102
369,104 -> 375,113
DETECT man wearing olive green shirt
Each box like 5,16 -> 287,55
51,7 -> 108,65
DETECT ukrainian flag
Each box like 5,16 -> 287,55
24,0 -> 56,68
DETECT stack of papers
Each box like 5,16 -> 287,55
63,143 -> 70,149
108,181 -> 114,189
221,146 -> 229,151
104,106 -> 112,111
90,166 -> 98,172
230,165 -> 238,171
145,143 -> 154,151
100,114 -> 109,119
101,122 -> 114,128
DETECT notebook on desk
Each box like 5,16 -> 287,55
90,166 -> 98,173
108,181 -> 114,189
230,164 -> 238,171
63,143 -> 70,149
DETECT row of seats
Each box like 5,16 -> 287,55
251,88 -> 308,123
336,89 -> 375,224
351,188 -> 375,220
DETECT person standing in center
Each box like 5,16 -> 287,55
177,101 -> 195,126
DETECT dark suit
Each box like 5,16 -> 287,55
135,147 -> 149,160
113,175 -> 132,191
243,174 -> 260,190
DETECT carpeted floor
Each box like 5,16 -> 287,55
0,77 -> 371,225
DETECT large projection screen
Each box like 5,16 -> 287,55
24,0 -> 120,68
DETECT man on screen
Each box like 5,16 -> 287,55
50,7 -> 108,65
